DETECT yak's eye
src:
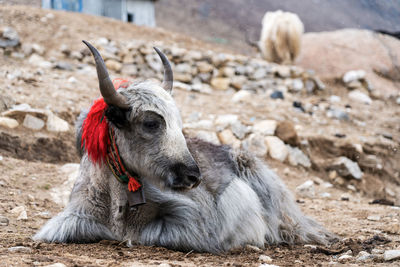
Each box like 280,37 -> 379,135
143,120 -> 160,131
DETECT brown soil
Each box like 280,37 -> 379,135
0,5 -> 399,267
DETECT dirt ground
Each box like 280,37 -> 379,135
0,5 -> 399,267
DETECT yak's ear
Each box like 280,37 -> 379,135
105,105 -> 129,129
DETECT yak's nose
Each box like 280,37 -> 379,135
171,162 -> 202,190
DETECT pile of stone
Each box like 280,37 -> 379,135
184,114 -> 311,168
0,103 -> 69,132
56,38 -> 325,97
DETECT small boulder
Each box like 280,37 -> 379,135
194,131 -> 221,145
253,120 -> 277,136
23,114 -> 45,130
327,157 -> 363,180
46,112 -> 70,132
215,114 -> 238,129
0,27 -> 19,48
384,250 -> 400,261
8,246 -> 32,253
241,133 -> 268,158
275,121 -> 299,146
0,117 -> 19,129
211,77 -> 230,90
264,136 -> 288,162
287,146 -> 311,168
105,59 -> 122,72
259,255 -> 273,263
232,90 -> 252,103
0,216 -> 9,226
348,90 -> 372,105
218,129 -> 240,148
343,70 -> 366,83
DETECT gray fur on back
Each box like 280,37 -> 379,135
34,80 -> 334,253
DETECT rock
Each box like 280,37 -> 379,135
17,210 -> 28,221
67,76 -> 78,83
343,70 -> 366,83
264,136 -> 288,162
121,64 -> 138,75
270,90 -> 284,99
193,131 -> 220,145
28,54 -> 52,68
0,27 -> 19,48
348,90 -> 372,105
211,77 -> 230,90
0,117 -> 19,129
357,251 -> 373,261
173,81 -> 191,91
396,97 -> 400,105
32,43 -> 45,55
145,54 -> 162,72
384,250 -> 400,261
338,254 -> 353,262
327,108 -> 349,121
0,216 -> 9,226
23,114 -> 45,130
175,73 -> 192,83
197,61 -> 214,73
259,255 -> 273,263
232,90 -> 252,103
38,211 -> 52,219
0,94 -> 16,112
215,114 -> 238,129
252,68 -> 267,80
218,129 -> 240,148
231,121 -> 249,140
327,157 -> 363,180
44,263 -> 67,267
105,59 -> 122,72
158,264 -> 172,267
46,112 -> 69,132
347,80 -> 362,89
320,192 -> 331,198
54,61 -> 73,71
245,244 -> 262,252
220,67 -> 235,77
296,180 -> 315,198
230,75 -> 247,90
253,120 -> 277,136
367,215 -> 381,221
293,101 -> 305,112
329,95 -> 341,103
290,79 -> 304,91
258,264 -> 279,267
274,65 -> 291,78
8,246 -> 32,253
287,146 -> 311,168
10,206 -> 25,214
275,121 -> 299,146
191,83 -> 213,94
242,133 -> 268,158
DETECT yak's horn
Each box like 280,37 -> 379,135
153,47 -> 173,92
82,40 -> 129,109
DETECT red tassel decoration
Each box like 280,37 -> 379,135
128,177 -> 141,192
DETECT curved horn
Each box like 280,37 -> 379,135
153,47 -> 173,92
82,40 -> 129,109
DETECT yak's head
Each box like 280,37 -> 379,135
83,41 -> 201,191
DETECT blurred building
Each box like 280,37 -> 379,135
42,0 -> 157,26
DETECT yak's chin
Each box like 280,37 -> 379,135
164,174 -> 201,192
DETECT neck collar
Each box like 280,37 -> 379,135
106,127 -> 146,208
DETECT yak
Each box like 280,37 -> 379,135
34,41 -> 333,253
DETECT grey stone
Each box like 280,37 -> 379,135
0,27 -> 19,48
44,263 -> 67,267
23,114 -> 45,130
348,90 -> 372,104
215,114 -> 238,129
191,83 -> 212,94
218,129 -> 241,148
28,54 -> 52,69
46,112 -> 69,132
8,246 -> 32,253
305,79 -> 315,92
259,255 -> 273,263
343,70 -> 366,83
0,216 -> 9,226
396,97 -> 400,105
231,121 -> 249,140
384,250 -> 400,261
17,210 -> 28,221
232,90 -> 252,103
183,120 -> 213,130
287,146 -> 311,168
327,108 -> 349,121
252,68 -> 267,80
327,157 -> 363,180
54,61 -> 73,71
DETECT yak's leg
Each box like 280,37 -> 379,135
34,164 -> 115,243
